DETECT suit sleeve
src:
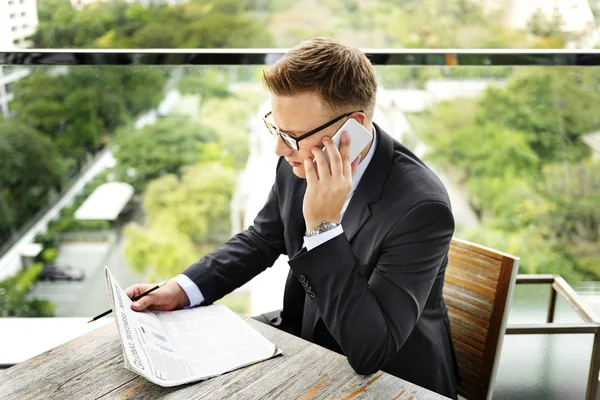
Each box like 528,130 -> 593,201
181,158 -> 287,305
288,201 -> 455,375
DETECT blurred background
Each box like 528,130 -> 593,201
0,0 -> 599,398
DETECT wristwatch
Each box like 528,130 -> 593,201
305,221 -> 340,238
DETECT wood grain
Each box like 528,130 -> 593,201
443,238 -> 519,400
0,317 -> 449,400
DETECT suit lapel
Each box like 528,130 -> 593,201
342,123 -> 393,242
341,190 -> 371,243
289,178 -> 307,254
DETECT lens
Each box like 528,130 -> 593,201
281,133 -> 297,151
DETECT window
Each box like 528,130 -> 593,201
9,13 -> 16,19
23,24 -> 28,29
8,0 -> 14,5
21,12 -> 26,17
11,26 -> 18,32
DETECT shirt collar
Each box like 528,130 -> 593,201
350,123 -> 377,194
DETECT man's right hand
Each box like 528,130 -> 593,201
124,280 -> 190,312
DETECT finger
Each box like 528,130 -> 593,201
131,293 -> 157,311
303,157 -> 318,185
322,136 -> 343,178
125,284 -> 147,299
312,146 -> 331,181
339,131 -> 352,177
350,154 -> 361,176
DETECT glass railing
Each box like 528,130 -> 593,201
0,51 -> 599,399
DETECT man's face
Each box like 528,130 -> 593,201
271,93 -> 346,179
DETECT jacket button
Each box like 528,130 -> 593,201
308,291 -> 316,298
298,274 -> 306,283
305,285 -> 312,292
301,280 -> 309,288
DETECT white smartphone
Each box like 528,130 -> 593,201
323,118 -> 373,165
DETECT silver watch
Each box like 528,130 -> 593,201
305,221 -> 340,237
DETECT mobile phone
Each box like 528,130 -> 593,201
323,118 -> 372,165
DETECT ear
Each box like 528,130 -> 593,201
350,111 -> 367,127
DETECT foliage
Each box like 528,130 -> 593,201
40,247 -> 59,264
199,94 -> 265,168
142,161 -> 237,243
112,116 -> 219,191
478,69 -> 600,163
33,0 -> 274,49
0,263 -> 55,317
11,68 -> 166,170
124,157 -> 237,279
0,119 -> 64,242
415,68 -> 600,283
124,223 -> 197,281
177,68 -> 231,99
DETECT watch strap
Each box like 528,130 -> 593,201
305,221 -> 340,238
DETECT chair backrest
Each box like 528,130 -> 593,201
443,238 -> 520,400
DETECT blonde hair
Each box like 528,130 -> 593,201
263,37 -> 377,121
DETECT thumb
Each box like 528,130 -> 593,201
131,295 -> 152,311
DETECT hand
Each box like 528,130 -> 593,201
303,131 -> 361,232
124,280 -> 190,312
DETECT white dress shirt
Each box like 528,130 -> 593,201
173,125 -> 378,307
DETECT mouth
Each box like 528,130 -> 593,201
287,160 -> 302,167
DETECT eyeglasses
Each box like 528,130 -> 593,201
263,110 -> 363,151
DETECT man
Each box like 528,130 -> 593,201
125,37 -> 458,398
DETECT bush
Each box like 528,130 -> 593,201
0,262 -> 55,317
40,247 -> 58,264
34,231 -> 59,248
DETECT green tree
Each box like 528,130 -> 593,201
0,119 -> 64,241
175,14 -> 274,48
124,158 -> 237,279
142,161 -> 237,243
124,223 -> 196,281
11,68 -> 166,171
0,263 -> 55,317
112,117 -> 218,191
479,69 -> 600,162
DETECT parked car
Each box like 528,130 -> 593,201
38,264 -> 85,281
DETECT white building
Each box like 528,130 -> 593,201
0,67 -> 29,118
484,0 -> 599,47
0,0 -> 38,49
0,0 -> 38,117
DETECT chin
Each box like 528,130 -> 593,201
291,165 -> 306,179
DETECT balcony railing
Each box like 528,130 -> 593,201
1,49 -> 599,399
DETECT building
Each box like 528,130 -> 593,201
0,0 -> 38,49
0,67 -> 29,118
483,0 -> 599,48
582,131 -> 600,159
0,0 -> 37,118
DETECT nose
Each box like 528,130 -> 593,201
274,135 -> 294,157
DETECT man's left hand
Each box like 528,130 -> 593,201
303,131 -> 361,233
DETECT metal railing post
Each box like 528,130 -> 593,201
547,285 -> 557,323
587,330 -> 600,400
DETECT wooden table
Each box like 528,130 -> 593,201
0,318 -> 448,399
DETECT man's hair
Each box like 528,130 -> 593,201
263,37 -> 377,121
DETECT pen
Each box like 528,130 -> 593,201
87,281 -> 167,323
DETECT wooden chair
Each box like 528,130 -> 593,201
443,238 -> 520,400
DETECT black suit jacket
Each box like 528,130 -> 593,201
183,124 -> 458,398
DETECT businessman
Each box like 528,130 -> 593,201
125,37 -> 459,398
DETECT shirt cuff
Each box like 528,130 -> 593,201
303,225 -> 344,251
172,274 -> 205,307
